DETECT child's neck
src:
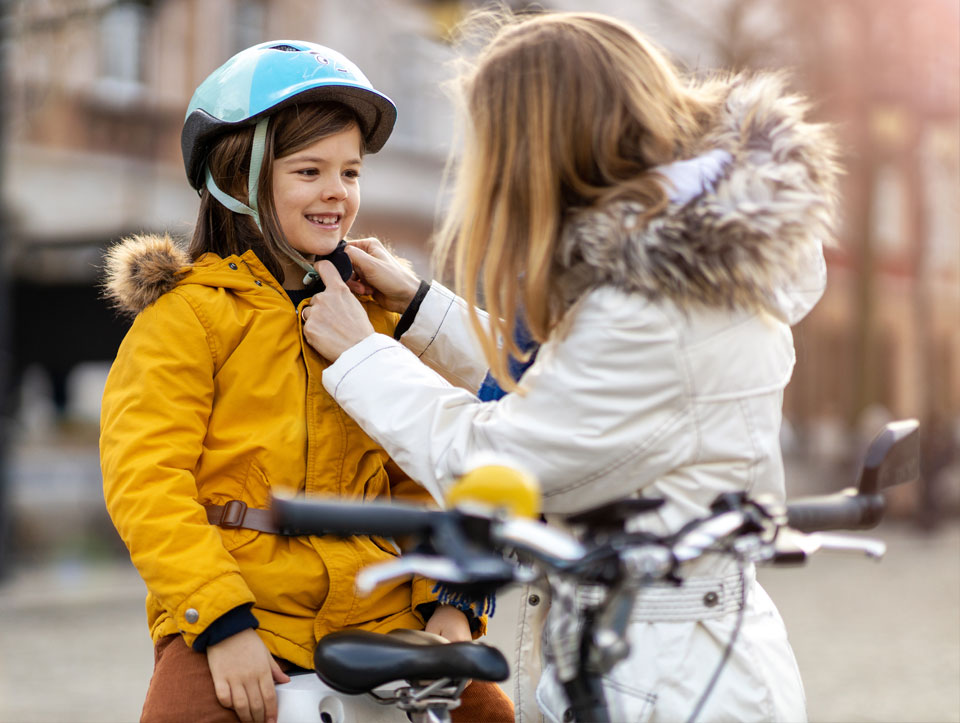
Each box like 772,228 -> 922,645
280,254 -> 316,291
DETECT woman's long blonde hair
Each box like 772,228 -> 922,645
436,10 -> 723,390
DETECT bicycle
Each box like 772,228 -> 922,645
271,419 -> 919,723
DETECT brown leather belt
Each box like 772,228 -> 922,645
205,500 -> 280,534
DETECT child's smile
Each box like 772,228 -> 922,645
306,213 -> 342,230
272,124 -> 363,260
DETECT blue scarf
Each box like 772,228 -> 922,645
477,319 -> 540,401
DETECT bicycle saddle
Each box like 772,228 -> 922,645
313,630 -> 509,695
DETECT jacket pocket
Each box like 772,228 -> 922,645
371,535 -> 400,557
536,663 -> 657,723
213,460 -> 272,552
602,673 -> 658,723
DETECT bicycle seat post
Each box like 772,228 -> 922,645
389,678 -> 469,723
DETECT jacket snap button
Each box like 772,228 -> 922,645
228,263 -> 238,270
185,608 -> 200,624
703,591 -> 720,608
528,594 -> 541,606
254,279 -> 262,286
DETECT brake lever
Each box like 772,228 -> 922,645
356,555 -> 469,594
493,517 -> 588,564
771,528 -> 886,565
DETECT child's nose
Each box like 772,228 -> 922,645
320,176 -> 348,200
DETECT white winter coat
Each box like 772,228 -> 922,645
321,74 -> 839,723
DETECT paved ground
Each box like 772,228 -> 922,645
758,521 -> 960,723
0,520 -> 957,723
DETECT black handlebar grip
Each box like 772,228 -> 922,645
786,491 -> 886,533
271,496 -> 439,538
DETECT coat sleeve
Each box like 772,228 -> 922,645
323,288 -> 692,514
100,292 -> 256,646
396,282 -> 491,393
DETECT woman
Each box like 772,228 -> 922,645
302,11 -> 838,722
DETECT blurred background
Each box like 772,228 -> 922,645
0,1 -> 957,721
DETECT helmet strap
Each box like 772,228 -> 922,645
246,117 -> 267,219
204,117 -> 268,227
205,117 -> 319,284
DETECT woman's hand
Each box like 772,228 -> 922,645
424,604 -> 473,643
206,628 -> 290,723
302,261 -> 376,360
344,237 -> 421,313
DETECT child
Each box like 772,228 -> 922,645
300,10 -> 840,723
100,40 -> 513,723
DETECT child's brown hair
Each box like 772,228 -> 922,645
189,102 -> 361,284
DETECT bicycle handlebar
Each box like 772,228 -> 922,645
271,485 -> 891,596
272,496 -> 440,538
785,490 -> 886,533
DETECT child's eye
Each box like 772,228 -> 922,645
343,169 -> 361,179
297,168 -> 319,176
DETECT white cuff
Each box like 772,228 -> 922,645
400,281 -> 460,358
323,332 -> 406,399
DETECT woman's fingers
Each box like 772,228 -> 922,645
346,236 -> 389,259
343,244 -> 386,280
346,277 -> 375,296
342,245 -> 420,313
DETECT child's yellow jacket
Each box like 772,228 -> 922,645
100,235 -> 450,669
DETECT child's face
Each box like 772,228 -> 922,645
272,124 -> 363,258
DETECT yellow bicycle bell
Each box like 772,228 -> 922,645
445,462 -> 542,519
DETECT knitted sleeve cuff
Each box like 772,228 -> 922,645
393,280 -> 431,340
191,603 -> 259,652
416,601 -> 483,635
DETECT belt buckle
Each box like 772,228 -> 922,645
221,500 -> 248,529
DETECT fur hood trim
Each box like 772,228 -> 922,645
556,72 -> 841,312
102,234 -> 190,317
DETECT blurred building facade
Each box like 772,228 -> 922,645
1,0 -> 958,513
3,0 -> 469,413
780,0 -> 960,434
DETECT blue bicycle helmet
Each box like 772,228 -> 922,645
181,40 -> 396,281
182,40 -> 396,190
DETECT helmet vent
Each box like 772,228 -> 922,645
269,44 -> 301,52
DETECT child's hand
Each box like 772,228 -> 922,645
302,261 -> 377,360
206,628 -> 290,723
344,237 -> 421,313
425,604 -> 472,643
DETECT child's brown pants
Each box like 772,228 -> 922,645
141,634 -> 515,722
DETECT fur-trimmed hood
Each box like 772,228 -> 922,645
556,72 -> 840,315
102,234 -> 191,317
102,234 -> 270,317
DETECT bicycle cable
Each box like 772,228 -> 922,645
683,559 -> 749,723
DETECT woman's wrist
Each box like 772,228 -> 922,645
399,274 -> 422,307
382,273 -> 422,313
